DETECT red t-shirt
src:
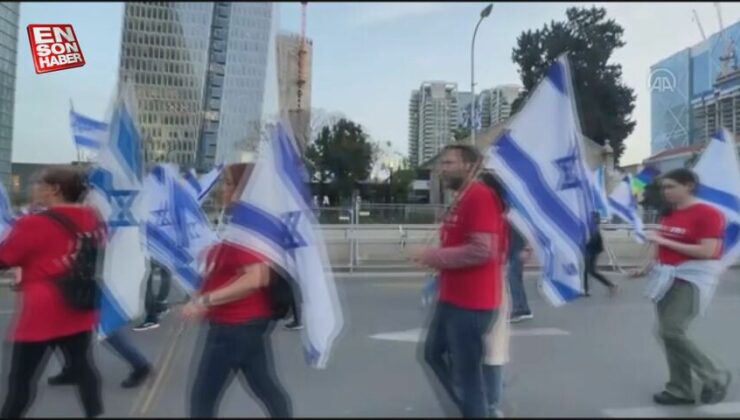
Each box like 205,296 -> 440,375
200,241 -> 273,324
438,181 -> 506,310
0,206 -> 101,342
657,203 -> 725,266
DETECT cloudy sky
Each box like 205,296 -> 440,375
13,2 -> 740,165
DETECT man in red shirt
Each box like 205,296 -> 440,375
408,144 -> 506,418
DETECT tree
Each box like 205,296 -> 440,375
452,126 -> 471,143
304,118 -> 376,203
510,6 -> 636,163
388,158 -> 416,203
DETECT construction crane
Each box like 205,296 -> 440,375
714,2 -> 737,77
297,1 -> 308,112
692,9 -> 707,41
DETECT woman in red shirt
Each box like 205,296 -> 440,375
0,166 -> 103,418
633,168 -> 731,406
181,163 -> 291,418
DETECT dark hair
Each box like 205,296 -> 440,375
659,168 -> 700,217
478,171 -> 509,212
661,168 -> 699,190
441,144 -> 482,166
39,166 -> 89,203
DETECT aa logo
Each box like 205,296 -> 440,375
648,68 -> 676,93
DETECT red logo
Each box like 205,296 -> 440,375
27,24 -> 86,74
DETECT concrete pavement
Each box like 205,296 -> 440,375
0,268 -> 739,417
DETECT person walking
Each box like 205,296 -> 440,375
182,163 -> 292,418
477,170 -> 512,418
134,261 -> 172,331
408,145 -> 506,418
0,166 -> 103,418
583,213 -> 618,297
631,168 -> 731,406
47,326 -> 153,389
507,227 -> 533,323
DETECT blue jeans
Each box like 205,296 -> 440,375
483,364 -> 504,415
104,329 -> 150,371
507,229 -> 530,315
424,302 -> 496,418
190,319 -> 292,418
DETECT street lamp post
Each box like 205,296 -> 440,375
470,3 -> 493,146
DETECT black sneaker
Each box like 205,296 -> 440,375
653,391 -> 695,406
509,312 -> 533,323
121,365 -> 152,389
133,321 -> 160,332
48,371 -> 76,386
284,320 -> 304,330
701,371 -> 732,405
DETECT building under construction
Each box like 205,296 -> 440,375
650,11 -> 740,156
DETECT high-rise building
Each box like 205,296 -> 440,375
0,2 -> 18,189
118,2 -> 273,171
479,84 -> 522,129
276,31 -> 312,155
408,81 -> 459,166
650,20 -> 740,155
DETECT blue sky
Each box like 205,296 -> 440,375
12,2 -> 740,165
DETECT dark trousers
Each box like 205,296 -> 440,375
56,328 -> 149,374
424,302 -> 496,418
288,290 -> 301,324
190,320 -> 292,418
583,250 -> 614,293
507,229 -> 530,314
104,329 -> 149,371
1,331 -> 102,418
144,263 -> 171,322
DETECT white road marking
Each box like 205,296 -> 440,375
602,402 -> 740,418
369,327 -> 570,343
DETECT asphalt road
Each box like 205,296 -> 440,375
1,268 -> 739,418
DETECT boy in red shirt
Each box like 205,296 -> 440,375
408,145 -> 505,417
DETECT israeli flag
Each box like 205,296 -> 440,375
70,104 -> 108,151
462,96 -> 482,131
142,164 -> 216,293
592,165 -> 611,220
183,164 -> 224,204
0,181 -> 15,240
693,128 -> 740,270
608,174 -> 646,243
485,55 -> 596,306
87,89 -> 149,338
221,121 -> 344,369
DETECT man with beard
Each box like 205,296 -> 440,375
408,144 -> 506,418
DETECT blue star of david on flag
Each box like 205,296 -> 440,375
109,190 -> 139,227
554,152 -> 581,191
281,211 -> 307,250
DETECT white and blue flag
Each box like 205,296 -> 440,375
221,121 -> 343,369
0,181 -> 15,240
142,164 -> 216,293
608,174 -> 646,243
462,95 -> 482,131
592,165 -> 611,220
87,89 -> 149,338
485,55 -> 596,306
693,128 -> 740,270
70,104 -> 108,151
183,164 -> 223,204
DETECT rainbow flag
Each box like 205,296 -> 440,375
631,166 -> 660,197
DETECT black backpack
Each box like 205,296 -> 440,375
269,268 -> 297,320
42,210 -> 102,311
